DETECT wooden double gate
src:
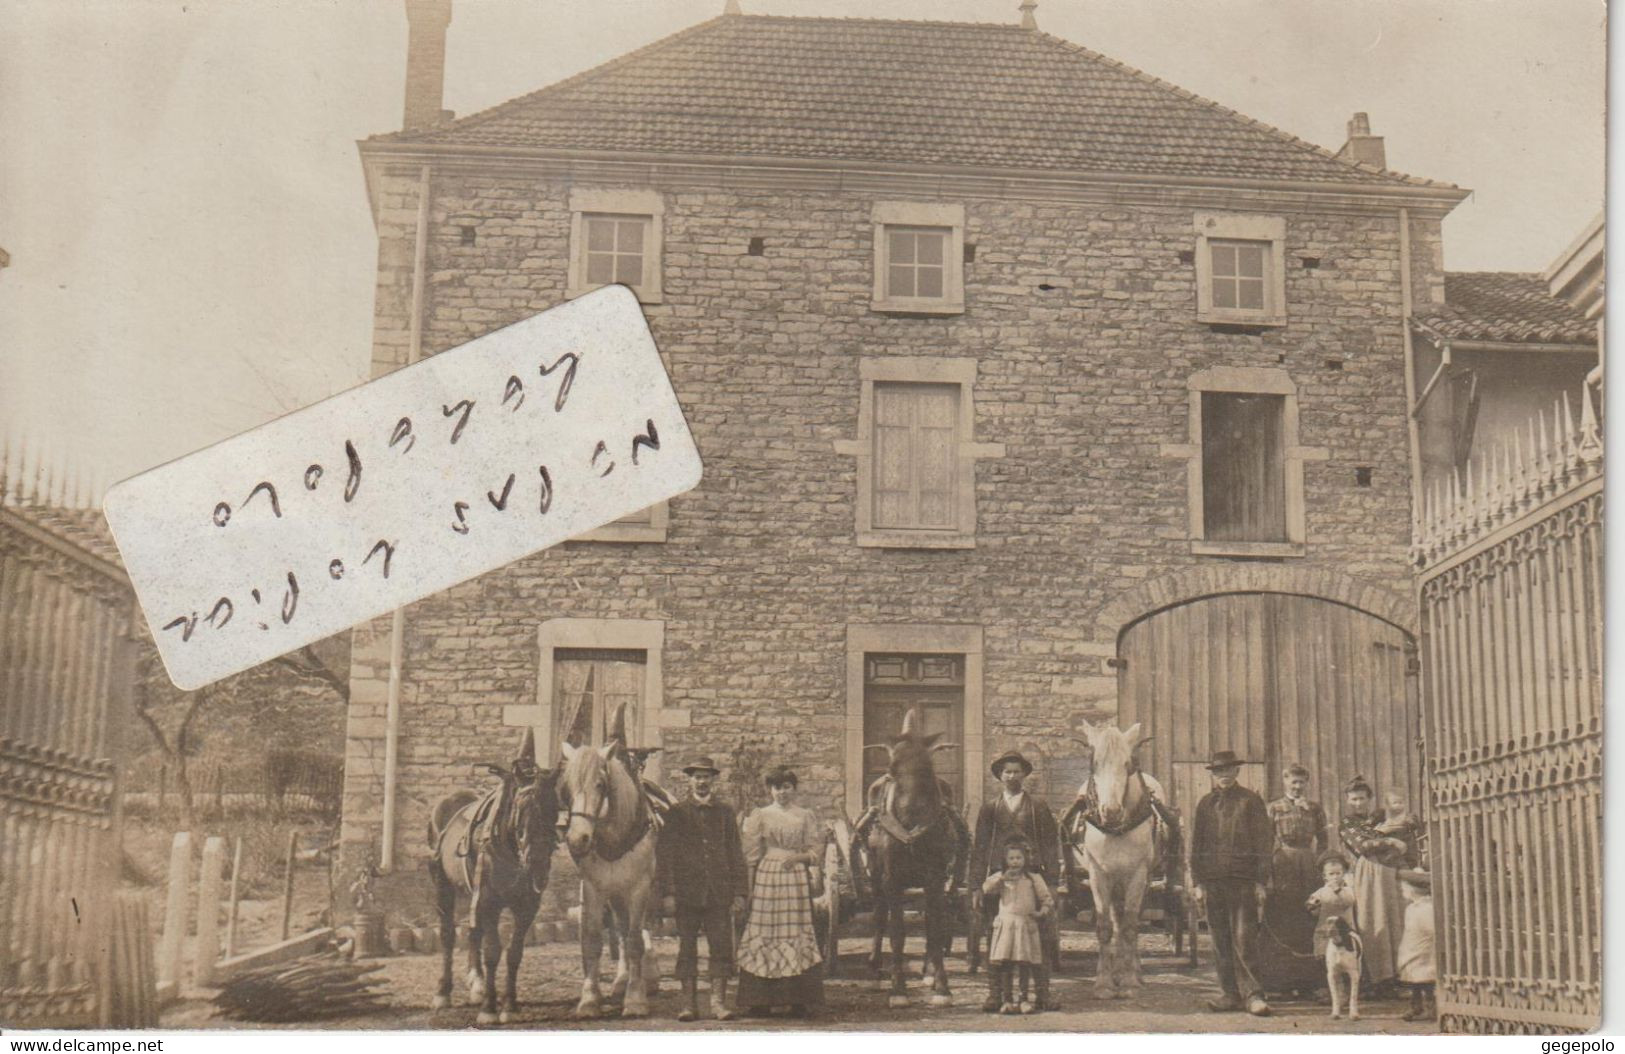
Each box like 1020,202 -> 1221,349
1413,406 -> 1603,1033
1,506 -> 140,1027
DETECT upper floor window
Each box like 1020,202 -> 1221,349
568,188 -> 664,303
1201,391 -> 1287,542
1194,212 -> 1286,326
834,357 -> 1003,548
1160,366 -> 1327,558
872,202 -> 965,315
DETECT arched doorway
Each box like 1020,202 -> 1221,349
1116,592 -> 1421,816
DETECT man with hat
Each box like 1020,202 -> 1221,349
657,755 -> 749,1022
1189,749 -> 1275,1016
971,750 -> 1062,1009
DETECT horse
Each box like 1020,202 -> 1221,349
557,703 -> 659,1019
865,707 -> 968,1009
1061,720 -> 1171,998
426,734 -> 560,1025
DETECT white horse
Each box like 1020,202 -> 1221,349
1065,720 -> 1167,997
558,703 -> 660,1018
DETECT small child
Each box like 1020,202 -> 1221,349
1306,852 -> 1357,956
1376,791 -> 1421,861
1396,869 -> 1436,1022
982,837 -> 1055,1014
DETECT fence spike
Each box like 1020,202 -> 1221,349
1577,379 -> 1604,466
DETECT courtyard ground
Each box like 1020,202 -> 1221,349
163,929 -> 1436,1035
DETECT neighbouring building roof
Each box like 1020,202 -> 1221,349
1414,272 -> 1599,346
374,14 -> 1454,190
0,504 -> 129,581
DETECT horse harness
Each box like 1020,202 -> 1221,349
1069,769 -> 1164,838
873,778 -> 954,847
568,752 -> 665,863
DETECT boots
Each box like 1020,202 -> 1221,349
983,964 -> 1004,1012
676,978 -> 699,1022
710,975 -> 736,1021
1035,965 -> 1057,1012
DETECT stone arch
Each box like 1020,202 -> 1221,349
1094,564 -> 1415,641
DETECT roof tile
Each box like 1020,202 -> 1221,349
1415,272 -> 1597,346
377,15 -> 1455,189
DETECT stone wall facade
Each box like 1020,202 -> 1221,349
339,161 -> 1447,905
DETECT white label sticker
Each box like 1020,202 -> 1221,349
105,286 -> 702,690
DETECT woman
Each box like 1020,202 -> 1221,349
736,766 -> 827,1016
1258,764 -> 1329,994
1338,775 -> 1415,989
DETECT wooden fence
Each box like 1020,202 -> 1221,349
0,503 -> 147,1027
1413,388 -> 1603,1033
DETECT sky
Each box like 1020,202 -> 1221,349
0,0 -> 1606,495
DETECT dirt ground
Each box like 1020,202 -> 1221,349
165,929 -> 1437,1035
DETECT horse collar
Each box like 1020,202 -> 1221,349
1080,771 -> 1156,837
877,782 -> 943,845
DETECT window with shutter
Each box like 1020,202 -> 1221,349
1201,392 -> 1287,542
873,383 -> 959,530
834,357 -> 1004,549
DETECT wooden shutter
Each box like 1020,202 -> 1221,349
1202,392 -> 1287,542
873,382 -> 959,529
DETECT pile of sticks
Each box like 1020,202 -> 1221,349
214,955 -> 388,1022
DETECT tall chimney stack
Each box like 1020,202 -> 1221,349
1336,111 -> 1386,170
403,0 -> 453,132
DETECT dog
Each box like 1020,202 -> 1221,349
1325,916 -> 1364,1020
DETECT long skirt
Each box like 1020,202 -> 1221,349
1351,855 -> 1405,984
1257,844 -> 1323,991
737,859 -> 823,1008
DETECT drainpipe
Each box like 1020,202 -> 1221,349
380,163 -> 433,872
1398,208 -> 1424,519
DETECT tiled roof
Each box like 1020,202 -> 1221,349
1414,272 -> 1598,346
377,15 -> 1453,190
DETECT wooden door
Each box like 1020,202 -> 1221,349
1118,594 -> 1419,817
862,653 -> 965,806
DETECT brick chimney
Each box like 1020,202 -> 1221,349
1336,112 -> 1386,169
403,0 -> 453,132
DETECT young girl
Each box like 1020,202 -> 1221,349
981,837 -> 1055,1014
1306,851 -> 1358,957
1395,870 -> 1436,1022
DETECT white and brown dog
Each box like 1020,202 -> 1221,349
1325,916 -> 1364,1020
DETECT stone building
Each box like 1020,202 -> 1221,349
338,3 -> 1474,891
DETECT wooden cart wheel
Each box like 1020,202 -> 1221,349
824,819 -> 855,978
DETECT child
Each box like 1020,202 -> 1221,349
1376,791 -> 1421,859
1306,852 -> 1357,956
1395,869 -> 1436,1022
982,837 -> 1055,1014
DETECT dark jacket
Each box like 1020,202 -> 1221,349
971,792 -> 1061,881
657,794 -> 749,908
1190,783 -> 1275,885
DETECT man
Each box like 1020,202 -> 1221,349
971,750 -> 1062,1010
1188,749 -> 1276,1016
657,756 -> 749,1022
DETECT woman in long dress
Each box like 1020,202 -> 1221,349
1338,775 -> 1415,989
1258,764 -> 1329,993
736,765 -> 827,1016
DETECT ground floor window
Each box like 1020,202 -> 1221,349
554,648 -> 646,749
862,652 -> 965,805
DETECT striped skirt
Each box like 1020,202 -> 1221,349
737,859 -> 822,979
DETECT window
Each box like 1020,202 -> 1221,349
1201,392 -> 1287,542
573,501 -> 669,544
1160,367 -> 1327,558
874,383 -> 958,530
567,188 -> 663,303
1194,212 -> 1286,325
506,618 -> 676,778
554,648 -> 646,749
833,357 -> 1004,549
871,202 -> 965,314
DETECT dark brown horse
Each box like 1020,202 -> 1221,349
427,731 -> 559,1025
865,708 -> 967,1008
